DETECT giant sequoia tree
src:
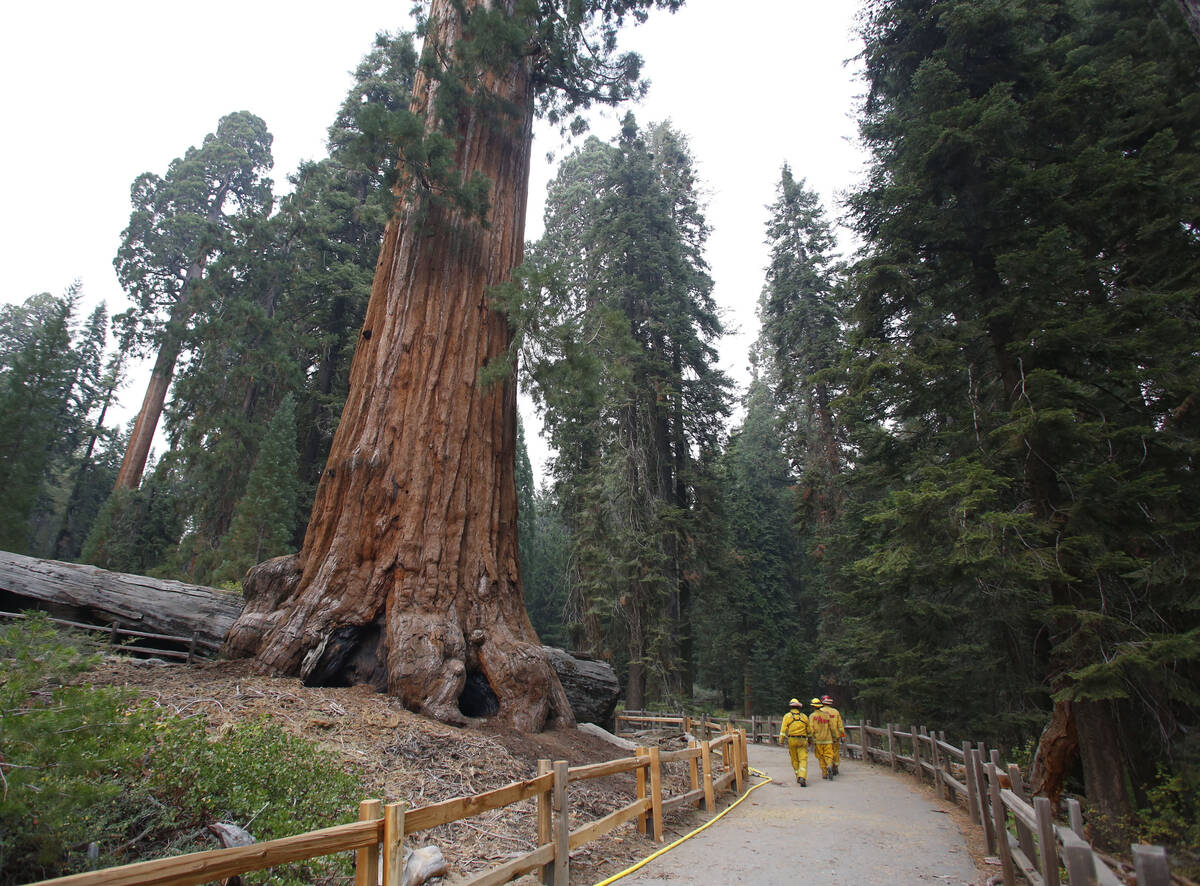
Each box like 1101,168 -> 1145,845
225,0 -> 681,731
113,112 -> 274,491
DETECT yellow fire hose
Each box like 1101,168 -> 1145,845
591,766 -> 774,886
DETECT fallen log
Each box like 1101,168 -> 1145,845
0,550 -> 242,652
0,550 -> 617,728
541,646 -> 620,727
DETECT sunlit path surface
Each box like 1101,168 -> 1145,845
621,742 -> 984,886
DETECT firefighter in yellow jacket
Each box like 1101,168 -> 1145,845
808,697 -> 838,779
821,694 -> 845,775
778,698 -> 810,786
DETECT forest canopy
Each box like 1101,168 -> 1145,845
2,0 -> 1198,853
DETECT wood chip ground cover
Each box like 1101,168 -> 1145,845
83,655 -> 705,884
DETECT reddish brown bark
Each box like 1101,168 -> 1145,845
1031,700 -> 1079,807
113,267 -> 201,491
224,0 -> 573,732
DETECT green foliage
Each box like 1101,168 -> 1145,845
212,394 -> 300,585
0,616 -> 362,885
834,0 -> 1200,811
81,467 -> 186,575
509,115 -> 728,703
1133,765 -> 1200,875
0,287 -> 117,555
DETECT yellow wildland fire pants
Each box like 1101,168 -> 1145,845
814,741 -> 835,775
787,737 -> 809,779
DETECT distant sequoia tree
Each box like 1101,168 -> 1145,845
224,0 -> 681,732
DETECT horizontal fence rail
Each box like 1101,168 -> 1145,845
30,718 -> 751,886
838,719 -> 1172,886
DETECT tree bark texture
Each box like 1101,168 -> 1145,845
224,1 -> 573,732
0,550 -> 241,650
113,291 -> 193,491
1031,699 -> 1078,807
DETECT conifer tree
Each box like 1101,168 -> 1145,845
214,395 -> 300,585
0,292 -> 77,550
226,0 -> 683,731
113,111 -> 274,491
512,115 -> 728,706
845,0 -> 1200,819
696,371 -> 804,714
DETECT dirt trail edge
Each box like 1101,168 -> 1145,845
620,742 -> 989,886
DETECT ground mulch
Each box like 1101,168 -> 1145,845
85,656 -> 709,884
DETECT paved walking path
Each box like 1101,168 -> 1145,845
622,742 -> 986,885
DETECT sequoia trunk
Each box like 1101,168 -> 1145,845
223,0 -> 573,732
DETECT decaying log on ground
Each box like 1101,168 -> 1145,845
0,550 -> 241,651
541,646 -> 620,726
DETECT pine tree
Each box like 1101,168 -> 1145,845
696,371 -> 804,714
214,395 -> 300,585
0,292 -> 77,550
512,115 -> 729,707
845,0 -> 1200,819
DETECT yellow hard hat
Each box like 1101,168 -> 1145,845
789,698 -> 801,707
810,697 -> 823,707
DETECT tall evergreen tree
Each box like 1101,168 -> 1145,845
213,394 -> 300,585
512,115 -> 729,707
844,0 -> 1200,820
696,371 -> 804,714
0,291 -> 78,550
226,0 -> 683,732
113,111 -> 274,491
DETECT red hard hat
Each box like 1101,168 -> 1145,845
821,695 -> 834,705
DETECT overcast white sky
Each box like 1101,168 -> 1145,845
1,1 -> 867,477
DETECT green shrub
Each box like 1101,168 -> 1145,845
1134,766 -> 1200,878
0,615 -> 363,886
0,615 -> 153,883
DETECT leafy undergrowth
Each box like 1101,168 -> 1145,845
1,617 -> 695,885
0,616 -> 361,885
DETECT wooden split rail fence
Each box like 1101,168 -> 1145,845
623,711 -> 1175,886
842,720 -> 1173,886
31,720 -> 751,886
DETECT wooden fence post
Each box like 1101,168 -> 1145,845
887,723 -> 898,770
635,747 -> 649,835
1132,845 -> 1171,886
912,725 -> 922,782
700,739 -> 716,812
537,760 -> 554,885
1066,798 -> 1085,839
1061,832 -> 1099,886
1034,796 -> 1060,886
963,741 -> 979,824
731,730 -> 745,793
929,729 -> 944,799
688,740 -> 702,807
553,760 -> 570,884
972,748 -> 996,854
382,801 -> 406,886
741,729 -> 749,780
987,763 -> 1016,886
1007,763 -> 1036,864
355,800 -> 382,886
648,747 -> 664,842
